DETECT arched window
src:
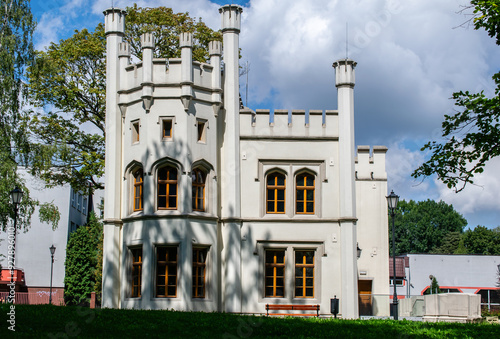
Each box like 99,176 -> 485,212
192,168 -> 206,212
266,172 -> 286,214
133,169 -> 143,212
296,172 -> 315,214
158,166 -> 178,210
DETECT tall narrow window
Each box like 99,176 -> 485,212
82,197 -> 88,215
296,173 -> 315,214
156,246 -> 178,297
158,166 -> 177,210
131,247 -> 142,298
162,119 -> 173,140
133,169 -> 143,212
197,120 -> 207,143
192,169 -> 206,212
266,172 -> 286,214
265,249 -> 285,298
192,248 -> 208,298
295,250 -> 314,298
132,121 -> 140,143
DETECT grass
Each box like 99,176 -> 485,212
1,304 -> 499,338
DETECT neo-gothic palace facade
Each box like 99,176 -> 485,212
102,5 -> 390,318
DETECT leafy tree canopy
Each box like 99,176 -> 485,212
0,0 -> 39,231
413,1 -> 500,192
26,5 -> 222,193
461,225 -> 500,255
390,199 -> 467,255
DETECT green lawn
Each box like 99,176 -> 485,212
1,304 -> 499,338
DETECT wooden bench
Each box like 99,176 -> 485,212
265,304 -> 320,317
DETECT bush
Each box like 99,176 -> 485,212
64,213 -> 102,306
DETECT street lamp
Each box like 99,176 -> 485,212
49,245 -> 56,305
386,190 -> 399,320
10,187 -> 23,289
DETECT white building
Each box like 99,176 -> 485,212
0,168 -> 97,304
391,254 -> 500,312
102,5 -> 390,318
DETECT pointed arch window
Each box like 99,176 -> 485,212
158,166 -> 178,210
192,168 -> 206,212
266,172 -> 286,214
133,169 -> 143,212
296,172 -> 315,214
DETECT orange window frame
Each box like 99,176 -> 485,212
158,166 -> 177,210
131,247 -> 142,298
156,246 -> 178,298
192,169 -> 206,212
295,173 -> 315,214
162,119 -> 173,139
266,173 -> 286,214
192,248 -> 208,298
264,249 -> 285,298
294,250 -> 314,298
133,169 -> 143,211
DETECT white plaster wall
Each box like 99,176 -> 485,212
239,221 -> 342,315
0,170 -> 70,289
119,217 -> 218,311
404,254 -> 500,296
239,139 -> 339,219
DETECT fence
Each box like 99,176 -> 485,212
0,291 -> 65,305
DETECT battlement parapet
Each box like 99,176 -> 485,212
141,33 -> 154,49
240,109 -> 338,139
355,145 -> 387,180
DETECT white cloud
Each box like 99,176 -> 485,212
385,140 -> 432,200
437,157 -> 500,215
35,13 -> 63,50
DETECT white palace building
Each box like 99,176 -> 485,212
102,5 -> 390,318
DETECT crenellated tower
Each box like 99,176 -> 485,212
219,3 -> 244,314
333,58 -> 359,319
103,7 -> 126,309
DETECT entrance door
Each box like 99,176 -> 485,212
358,280 -> 373,316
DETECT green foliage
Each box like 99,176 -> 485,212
26,6 -> 221,193
0,0 -> 37,230
390,199 -> 467,255
38,201 -> 60,230
471,0 -> 500,45
64,213 -> 102,306
461,225 -> 500,255
94,220 -> 104,306
424,276 -> 443,295
432,231 -> 463,254
27,24 -> 106,193
4,304 -> 500,338
125,4 -> 222,62
413,1 -> 500,192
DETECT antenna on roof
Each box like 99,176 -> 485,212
111,0 -> 114,9
246,60 -> 250,107
345,22 -> 348,72
346,22 -> 348,60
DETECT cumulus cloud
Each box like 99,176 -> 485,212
385,141 -> 433,200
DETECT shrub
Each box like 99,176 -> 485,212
64,212 -> 102,306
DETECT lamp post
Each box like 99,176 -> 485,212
10,187 -> 23,289
49,245 -> 56,305
386,190 -> 399,320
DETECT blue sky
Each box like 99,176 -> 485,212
30,0 -> 500,229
